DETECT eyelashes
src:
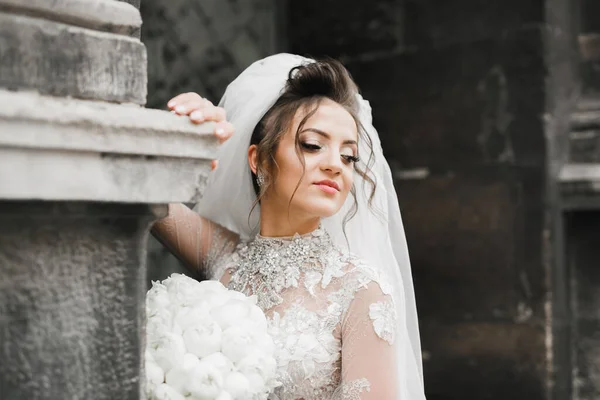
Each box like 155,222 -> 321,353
300,142 -> 321,151
343,154 -> 360,163
300,142 -> 360,164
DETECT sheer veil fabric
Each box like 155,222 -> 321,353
195,53 -> 425,399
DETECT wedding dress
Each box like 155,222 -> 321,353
155,210 -> 400,399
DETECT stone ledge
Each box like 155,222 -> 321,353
0,12 -> 147,104
559,164 -> 600,210
0,90 -> 219,204
570,130 -> 600,163
0,90 -> 217,158
571,99 -> 600,130
0,0 -> 141,36
569,98 -> 600,163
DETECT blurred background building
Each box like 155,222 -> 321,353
141,0 -> 600,399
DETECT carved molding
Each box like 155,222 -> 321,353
0,7 -> 146,103
562,97 -> 600,208
0,89 -> 218,203
0,0 -> 141,36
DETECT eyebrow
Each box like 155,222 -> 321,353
300,128 -> 358,146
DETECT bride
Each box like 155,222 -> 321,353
151,54 -> 426,399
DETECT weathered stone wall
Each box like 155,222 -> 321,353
140,0 -> 277,108
287,0 -> 577,398
141,0 -> 278,283
0,0 -> 146,103
0,203 -> 152,400
0,1 -> 217,398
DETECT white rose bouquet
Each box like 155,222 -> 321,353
145,274 -> 280,400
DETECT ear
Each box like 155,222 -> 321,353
248,144 -> 259,174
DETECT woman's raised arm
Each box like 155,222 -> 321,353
151,203 -> 238,277
151,93 -> 237,276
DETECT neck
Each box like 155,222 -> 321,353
259,199 -> 320,238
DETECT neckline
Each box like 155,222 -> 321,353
231,224 -> 334,310
255,224 -> 326,242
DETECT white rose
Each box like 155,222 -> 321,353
237,350 -> 278,388
196,279 -> 228,293
153,383 -> 185,400
211,300 -> 254,331
226,289 -> 253,302
164,274 -> 201,306
223,371 -> 251,399
152,332 -> 186,373
253,332 -> 275,355
221,326 -> 253,363
186,359 -> 224,399
182,317 -> 222,358
201,352 -> 234,376
245,373 -> 266,395
146,350 -> 165,387
147,312 -> 173,346
193,291 -> 230,309
248,303 -> 268,330
173,304 -> 210,331
165,353 -> 200,394
147,281 -> 170,314
215,391 -> 233,400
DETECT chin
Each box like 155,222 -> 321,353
302,201 -> 344,219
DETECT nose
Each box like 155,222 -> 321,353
320,149 -> 343,175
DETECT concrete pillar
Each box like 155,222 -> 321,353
0,1 -> 216,399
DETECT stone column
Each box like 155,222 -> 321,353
0,1 -> 216,399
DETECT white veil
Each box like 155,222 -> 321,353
195,53 -> 425,399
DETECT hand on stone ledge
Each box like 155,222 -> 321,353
167,93 -> 234,170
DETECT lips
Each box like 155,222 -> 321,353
314,180 -> 340,193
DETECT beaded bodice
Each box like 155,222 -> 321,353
228,227 -> 336,310
212,226 -> 398,400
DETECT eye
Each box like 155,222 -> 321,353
341,154 -> 360,164
300,142 -> 322,152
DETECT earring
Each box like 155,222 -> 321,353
256,171 -> 265,187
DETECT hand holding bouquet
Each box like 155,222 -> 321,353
145,274 -> 279,400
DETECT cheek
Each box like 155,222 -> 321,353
273,148 -> 305,193
341,168 -> 354,196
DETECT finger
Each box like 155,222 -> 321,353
167,92 -> 203,110
175,98 -> 213,116
190,106 -> 226,123
181,100 -> 212,119
211,159 -> 218,170
214,121 -> 234,143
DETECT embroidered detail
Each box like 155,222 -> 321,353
304,270 -> 322,297
332,378 -> 371,400
228,225 -> 338,309
225,225 -> 395,399
369,299 -> 397,345
268,303 -> 342,399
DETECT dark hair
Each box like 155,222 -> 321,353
249,58 -> 377,228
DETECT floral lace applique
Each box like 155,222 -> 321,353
228,226 -> 336,309
332,378 -> 371,400
268,302 -> 341,399
369,299 -> 397,345
225,226 -> 395,399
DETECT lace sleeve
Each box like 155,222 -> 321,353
337,281 -> 398,399
151,203 -> 238,279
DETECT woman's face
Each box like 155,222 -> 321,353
260,99 -> 359,220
